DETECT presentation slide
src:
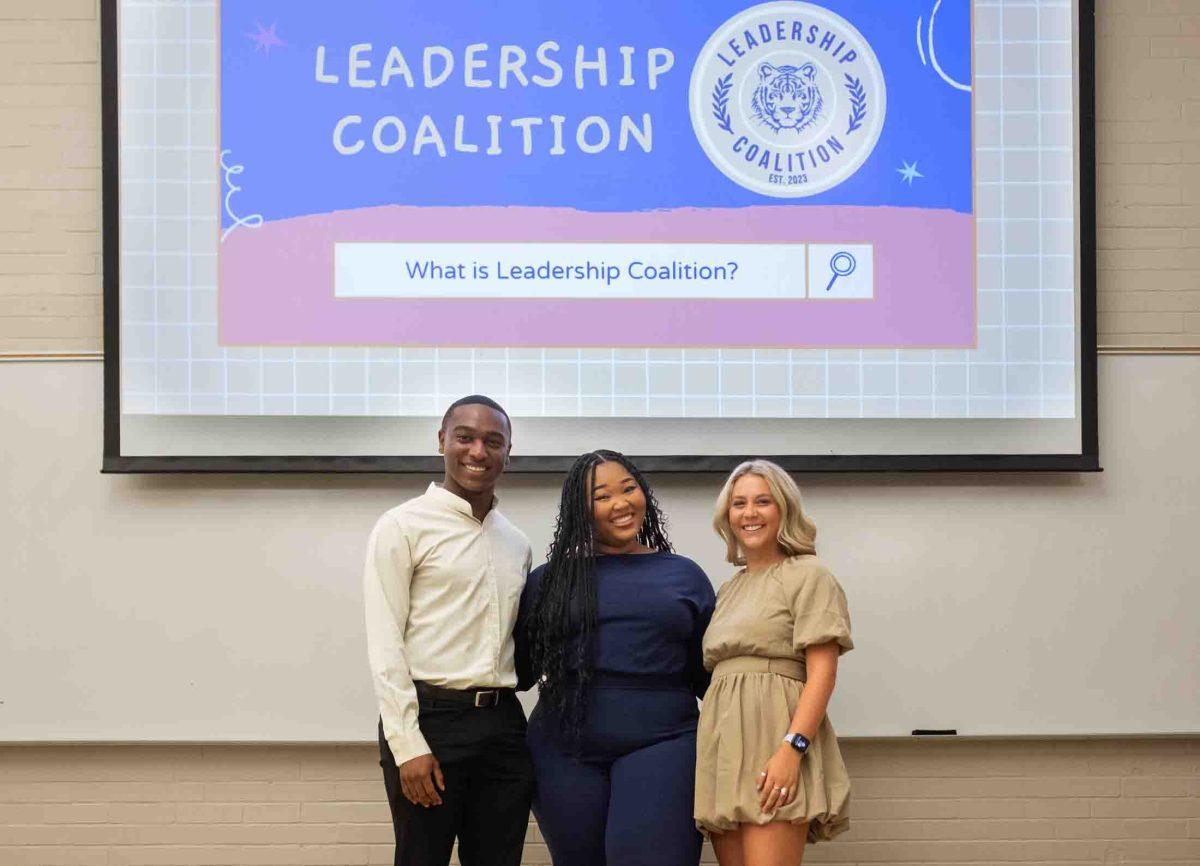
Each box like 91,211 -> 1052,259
111,0 -> 1092,467
218,1 -> 972,351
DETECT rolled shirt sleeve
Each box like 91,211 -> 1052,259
363,514 -> 430,766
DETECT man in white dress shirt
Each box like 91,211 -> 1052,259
365,395 -> 534,866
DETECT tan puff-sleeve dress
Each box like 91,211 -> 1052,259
694,555 -> 853,842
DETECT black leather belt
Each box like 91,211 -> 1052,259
414,681 -> 512,709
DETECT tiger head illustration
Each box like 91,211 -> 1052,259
750,62 -> 824,134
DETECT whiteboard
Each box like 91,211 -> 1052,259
2,355 -> 1196,741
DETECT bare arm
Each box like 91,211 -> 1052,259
757,641 -> 840,813
788,641 -> 839,739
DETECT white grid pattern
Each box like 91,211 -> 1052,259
120,0 -> 1078,419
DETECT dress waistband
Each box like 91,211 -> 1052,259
711,656 -> 806,681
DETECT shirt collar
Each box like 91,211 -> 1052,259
425,482 -> 499,519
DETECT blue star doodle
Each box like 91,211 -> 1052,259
246,22 -> 286,57
897,161 -> 924,186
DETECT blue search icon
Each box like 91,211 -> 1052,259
825,251 -> 857,292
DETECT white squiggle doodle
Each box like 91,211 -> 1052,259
917,0 -> 970,93
219,149 -> 264,243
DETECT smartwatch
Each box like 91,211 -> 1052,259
782,732 -> 811,754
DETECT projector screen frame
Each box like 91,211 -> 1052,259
100,0 -> 1100,475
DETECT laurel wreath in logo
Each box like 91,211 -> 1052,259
711,74 -> 734,134
844,74 -> 868,135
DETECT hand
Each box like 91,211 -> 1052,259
399,753 -> 445,808
757,745 -> 801,813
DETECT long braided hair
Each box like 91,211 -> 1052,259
526,450 -> 673,744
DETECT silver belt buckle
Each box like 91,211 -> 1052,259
474,689 -> 498,708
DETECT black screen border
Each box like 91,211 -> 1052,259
101,0 -> 1100,475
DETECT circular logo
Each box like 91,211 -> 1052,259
689,1 -> 887,198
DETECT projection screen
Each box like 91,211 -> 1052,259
102,0 -> 1098,472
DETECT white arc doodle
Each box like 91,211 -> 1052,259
916,0 -> 970,93
219,149 -> 264,243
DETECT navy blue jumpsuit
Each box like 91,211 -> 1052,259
516,552 -> 715,866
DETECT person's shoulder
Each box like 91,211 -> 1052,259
783,553 -> 830,572
365,498 -> 425,552
772,554 -> 849,599
659,551 -> 706,573
377,489 -> 436,523
376,484 -> 458,534
659,553 -> 716,591
772,554 -> 836,588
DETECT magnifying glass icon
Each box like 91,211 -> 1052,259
825,251 -> 857,292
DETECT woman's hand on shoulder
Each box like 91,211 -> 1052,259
757,744 -> 802,813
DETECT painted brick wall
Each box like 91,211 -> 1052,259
1,739 -> 1197,864
0,0 -> 1198,351
1095,0 -> 1200,347
0,0 -> 102,353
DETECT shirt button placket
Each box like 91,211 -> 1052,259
485,530 -> 500,681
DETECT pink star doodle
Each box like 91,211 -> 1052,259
245,21 -> 287,57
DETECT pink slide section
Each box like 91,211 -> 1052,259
218,205 -> 975,348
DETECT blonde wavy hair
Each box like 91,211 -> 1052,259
713,459 -> 817,566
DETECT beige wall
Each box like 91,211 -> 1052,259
2,739 -> 1197,864
1,0 -> 1199,352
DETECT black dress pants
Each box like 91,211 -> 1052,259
378,692 -> 534,866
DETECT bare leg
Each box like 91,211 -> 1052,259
740,821 -> 809,866
710,826 -> 744,866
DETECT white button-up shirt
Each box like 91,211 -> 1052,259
364,483 -> 532,765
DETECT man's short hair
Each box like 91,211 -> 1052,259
441,394 -> 512,435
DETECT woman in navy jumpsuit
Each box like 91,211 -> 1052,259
517,450 -> 715,866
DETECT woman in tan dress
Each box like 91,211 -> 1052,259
695,460 -> 853,866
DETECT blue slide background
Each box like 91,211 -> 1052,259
220,0 -> 972,224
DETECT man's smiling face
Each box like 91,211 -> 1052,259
438,403 -> 511,500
